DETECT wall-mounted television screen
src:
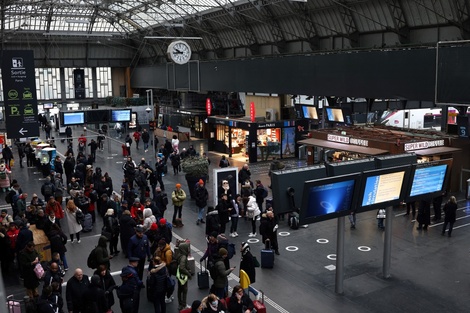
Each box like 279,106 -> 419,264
405,159 -> 452,202
62,111 -> 85,126
358,165 -> 411,212
326,107 -> 344,122
300,173 -> 361,224
43,103 -> 54,109
111,109 -> 131,122
302,106 -> 318,119
86,109 -> 109,123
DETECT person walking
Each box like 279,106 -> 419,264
103,209 -> 120,256
133,131 -> 141,150
66,268 -> 90,313
142,129 -> 150,152
194,179 -> 208,225
442,196 -> 458,237
171,184 -> 186,226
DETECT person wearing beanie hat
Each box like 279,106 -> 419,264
194,178 -> 208,225
157,218 -> 172,245
205,206 -> 220,237
190,300 -> 202,313
154,238 -> 173,301
200,231 -> 220,271
239,241 -> 258,298
171,183 -> 186,227
211,248 -> 236,300
103,209 -> 120,256
150,222 -> 158,231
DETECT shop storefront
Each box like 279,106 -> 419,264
158,106 -> 207,139
208,117 -> 298,163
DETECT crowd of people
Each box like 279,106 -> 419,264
0,134 -> 279,313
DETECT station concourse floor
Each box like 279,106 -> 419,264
2,126 -> 470,313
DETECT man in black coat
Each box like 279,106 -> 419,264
119,210 -> 137,258
63,154 -> 76,186
66,268 -> 90,313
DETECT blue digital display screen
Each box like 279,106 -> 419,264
409,164 -> 447,197
63,112 -> 85,125
302,106 -> 318,119
361,171 -> 406,207
305,180 -> 355,218
326,108 -> 344,122
111,110 -> 131,122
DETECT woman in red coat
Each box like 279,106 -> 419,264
45,197 -> 64,226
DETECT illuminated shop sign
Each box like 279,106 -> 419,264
404,140 -> 445,151
327,134 -> 369,147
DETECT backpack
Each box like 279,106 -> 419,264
87,247 -> 98,269
209,261 -> 219,280
227,243 -> 236,259
261,187 -> 268,199
288,212 -> 299,230
75,209 -> 85,225
161,193 -> 169,206
5,190 -> 14,204
0,171 -> 6,180
43,184 -> 53,196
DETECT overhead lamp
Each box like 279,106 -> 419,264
65,19 -> 90,24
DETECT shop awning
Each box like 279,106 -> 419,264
298,138 -> 389,156
411,146 -> 461,156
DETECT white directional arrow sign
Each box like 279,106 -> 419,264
19,128 -> 28,136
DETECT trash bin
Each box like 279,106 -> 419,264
467,178 -> 470,199
298,145 -> 307,160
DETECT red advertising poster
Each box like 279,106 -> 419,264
206,98 -> 211,116
250,102 -> 255,122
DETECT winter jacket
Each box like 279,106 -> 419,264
240,249 -> 256,284
246,196 -> 261,219
205,210 -> 220,236
127,234 -> 150,260
171,189 -> 186,207
95,235 -> 111,269
177,242 -> 192,280
148,263 -> 168,295
213,255 -> 231,288
142,208 -> 156,232
194,185 -> 209,208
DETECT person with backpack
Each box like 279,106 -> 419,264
219,155 -> 230,168
147,256 -> 169,313
94,235 -> 113,270
194,179 -> 209,225
41,177 -> 56,201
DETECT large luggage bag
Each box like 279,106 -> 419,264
7,295 -> 21,313
253,290 -> 267,313
197,260 -> 210,289
82,213 -> 93,232
261,239 -> 274,269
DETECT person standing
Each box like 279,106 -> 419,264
103,209 -> 120,256
442,196 -> 458,237
24,143 -> 35,168
118,259 -> 143,313
66,269 -> 90,313
194,179 -> 208,225
18,241 -> 41,298
93,264 -> 116,312
432,193 -> 444,221
417,199 -> 431,230
171,184 -> 186,226
216,194 -> 231,234
141,129 -> 150,152
230,195 -> 241,237
65,199 -> 82,244
219,155 -> 229,168
2,145 -> 13,169
133,131 -> 141,150
147,256 -> 169,313
127,225 -> 150,281
95,235 -> 113,270
239,242 -> 259,299
245,195 -> 260,237
17,143 -> 25,168
176,242 -> 192,311
212,248 -> 236,300
119,210 -> 136,258
82,275 -> 108,313
125,135 -> 133,156
259,211 -> 280,255
88,139 -> 98,163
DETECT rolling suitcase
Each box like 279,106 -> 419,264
7,295 -> 21,313
187,255 -> 195,276
197,260 -> 210,289
261,239 -> 274,269
253,290 -> 267,313
82,213 -> 93,232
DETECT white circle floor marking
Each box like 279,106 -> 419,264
358,246 -> 371,252
327,254 -> 336,260
247,238 -> 259,244
278,231 -> 290,237
285,246 -> 298,252
317,239 -> 329,244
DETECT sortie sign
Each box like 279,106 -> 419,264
1,50 -> 39,139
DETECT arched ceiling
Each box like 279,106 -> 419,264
1,0 -> 469,65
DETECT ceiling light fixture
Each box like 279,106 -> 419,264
65,19 -> 90,24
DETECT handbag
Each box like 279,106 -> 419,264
34,263 -> 45,279
176,267 -> 188,285
253,256 -> 261,268
75,209 -> 85,225
101,227 -> 112,240
376,209 -> 386,219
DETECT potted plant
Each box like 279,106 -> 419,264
181,156 -> 209,199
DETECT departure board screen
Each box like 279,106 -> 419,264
409,164 -> 448,197
361,171 -> 405,206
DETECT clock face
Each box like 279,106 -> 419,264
167,40 -> 192,64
